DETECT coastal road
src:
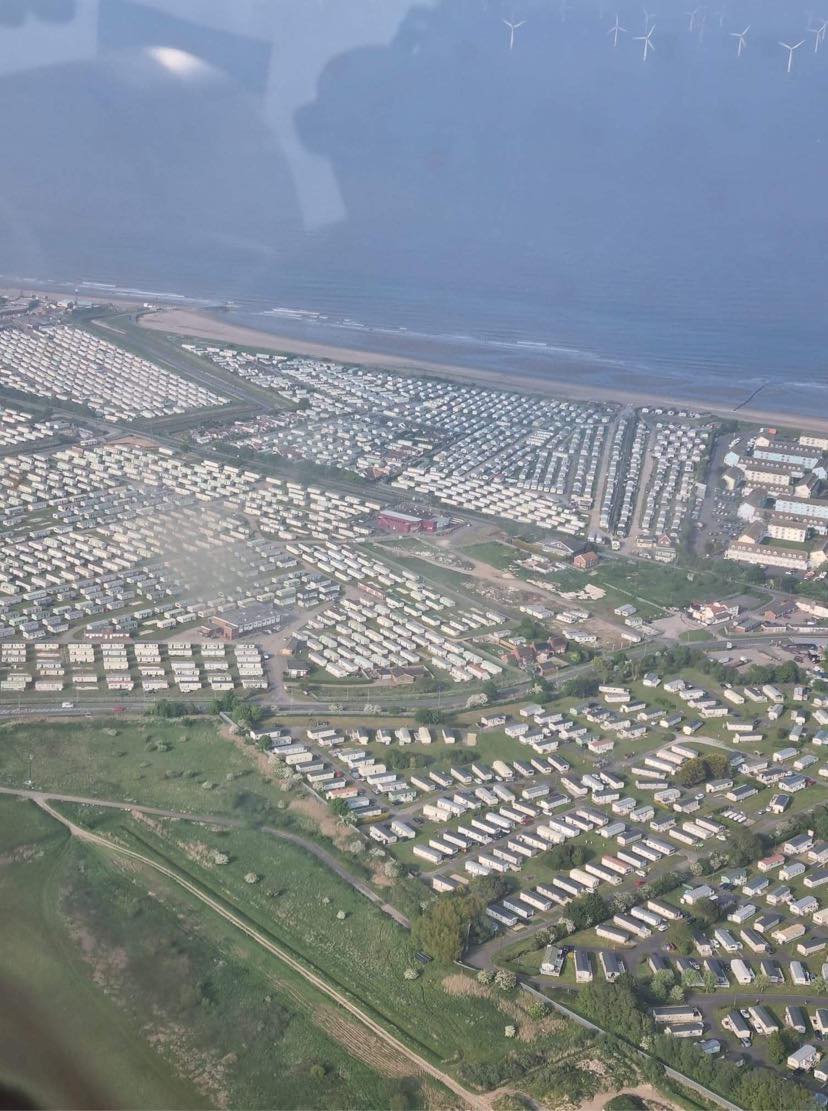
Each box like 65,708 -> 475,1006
0,785 -> 410,929
28,793 -> 483,1109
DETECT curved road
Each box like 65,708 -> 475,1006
30,793 -> 484,1111
0,786 -> 409,929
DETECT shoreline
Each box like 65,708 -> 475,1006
139,306 -> 828,435
3,279 -> 826,433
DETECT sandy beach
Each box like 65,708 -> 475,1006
140,307 -> 828,436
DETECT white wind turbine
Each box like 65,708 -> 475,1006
642,6 -> 655,29
779,38 -> 805,72
686,8 -> 699,31
503,18 -> 526,50
608,13 -> 627,46
731,24 -> 750,56
635,24 -> 655,59
809,18 -> 828,51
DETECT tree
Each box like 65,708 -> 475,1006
674,757 -> 707,788
561,675 -> 600,699
578,976 -> 652,1043
766,1030 -> 795,1067
495,969 -> 517,991
329,798 -> 355,824
728,827 -> 765,868
415,708 -> 447,725
515,616 -> 546,640
481,679 -> 500,702
569,892 -> 610,931
675,751 -> 731,788
412,878 -> 508,962
736,1067 -> 813,1110
704,751 -> 731,779
691,898 -> 719,930
649,969 -> 675,1002
542,842 -> 591,870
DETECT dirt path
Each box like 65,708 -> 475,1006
576,1083 -> 682,1111
0,786 -> 409,928
31,794 -> 483,1110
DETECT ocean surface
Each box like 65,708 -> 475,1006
0,0 -> 827,419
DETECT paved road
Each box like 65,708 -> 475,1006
0,786 -> 409,929
31,793 -> 482,1109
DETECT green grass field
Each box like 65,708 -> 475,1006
75,802 -> 619,1099
0,798 -> 203,1110
461,542 -> 520,570
62,805 -> 523,1077
549,556 -> 757,621
0,717 -> 288,819
0,797 -> 443,1109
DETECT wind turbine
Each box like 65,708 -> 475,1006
635,24 -> 655,59
809,18 -> 828,51
608,13 -> 627,46
642,7 -> 655,30
503,18 -> 526,49
779,38 -> 805,72
731,24 -> 750,56
686,8 -> 699,31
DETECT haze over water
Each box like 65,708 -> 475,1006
0,0 -> 826,417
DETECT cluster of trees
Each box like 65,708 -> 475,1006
643,644 -> 803,691
673,750 -> 730,788
649,1032 -> 813,1110
541,842 -> 592,870
664,898 -> 718,954
558,675 -> 600,700
514,617 -> 548,641
482,679 -> 501,702
148,699 -> 197,718
529,636 -> 805,711
210,691 -> 264,727
728,826 -> 767,867
766,1028 -> 799,1066
567,891 -> 610,932
414,708 -> 448,725
576,979 -> 814,1109
383,748 -> 422,771
578,977 -> 652,1044
412,876 -> 509,961
329,798 -> 357,825
783,802 -> 828,846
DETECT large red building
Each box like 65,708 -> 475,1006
376,509 -> 439,534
